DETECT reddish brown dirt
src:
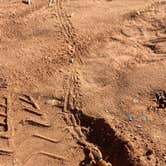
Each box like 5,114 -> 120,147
0,0 -> 166,166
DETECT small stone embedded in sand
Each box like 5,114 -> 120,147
69,58 -> 74,64
133,98 -> 139,104
23,0 -> 31,5
46,99 -> 57,106
147,106 -> 156,112
71,13 -> 75,17
128,114 -> 135,121
141,115 -> 147,121
136,125 -> 142,128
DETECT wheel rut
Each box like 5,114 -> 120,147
56,0 -> 88,63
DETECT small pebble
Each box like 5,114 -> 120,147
105,110 -> 109,113
136,125 -> 142,128
147,156 -> 151,160
46,99 -> 57,106
69,58 -> 74,63
133,98 -> 139,104
128,114 -> 135,121
141,115 -> 147,121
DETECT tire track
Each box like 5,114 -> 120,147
56,0 -> 87,63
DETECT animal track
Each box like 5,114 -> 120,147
56,0 -> 88,63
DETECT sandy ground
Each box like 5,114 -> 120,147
0,0 -> 166,165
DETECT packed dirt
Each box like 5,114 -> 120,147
0,0 -> 166,166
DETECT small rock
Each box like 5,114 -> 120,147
147,156 -> 151,160
105,110 -> 109,113
71,13 -> 75,17
141,115 -> 147,121
46,99 -> 57,106
147,106 -> 156,112
69,58 -> 74,64
136,125 -> 142,128
128,114 -> 135,121
133,98 -> 139,104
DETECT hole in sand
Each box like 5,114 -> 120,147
70,109 -> 137,166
